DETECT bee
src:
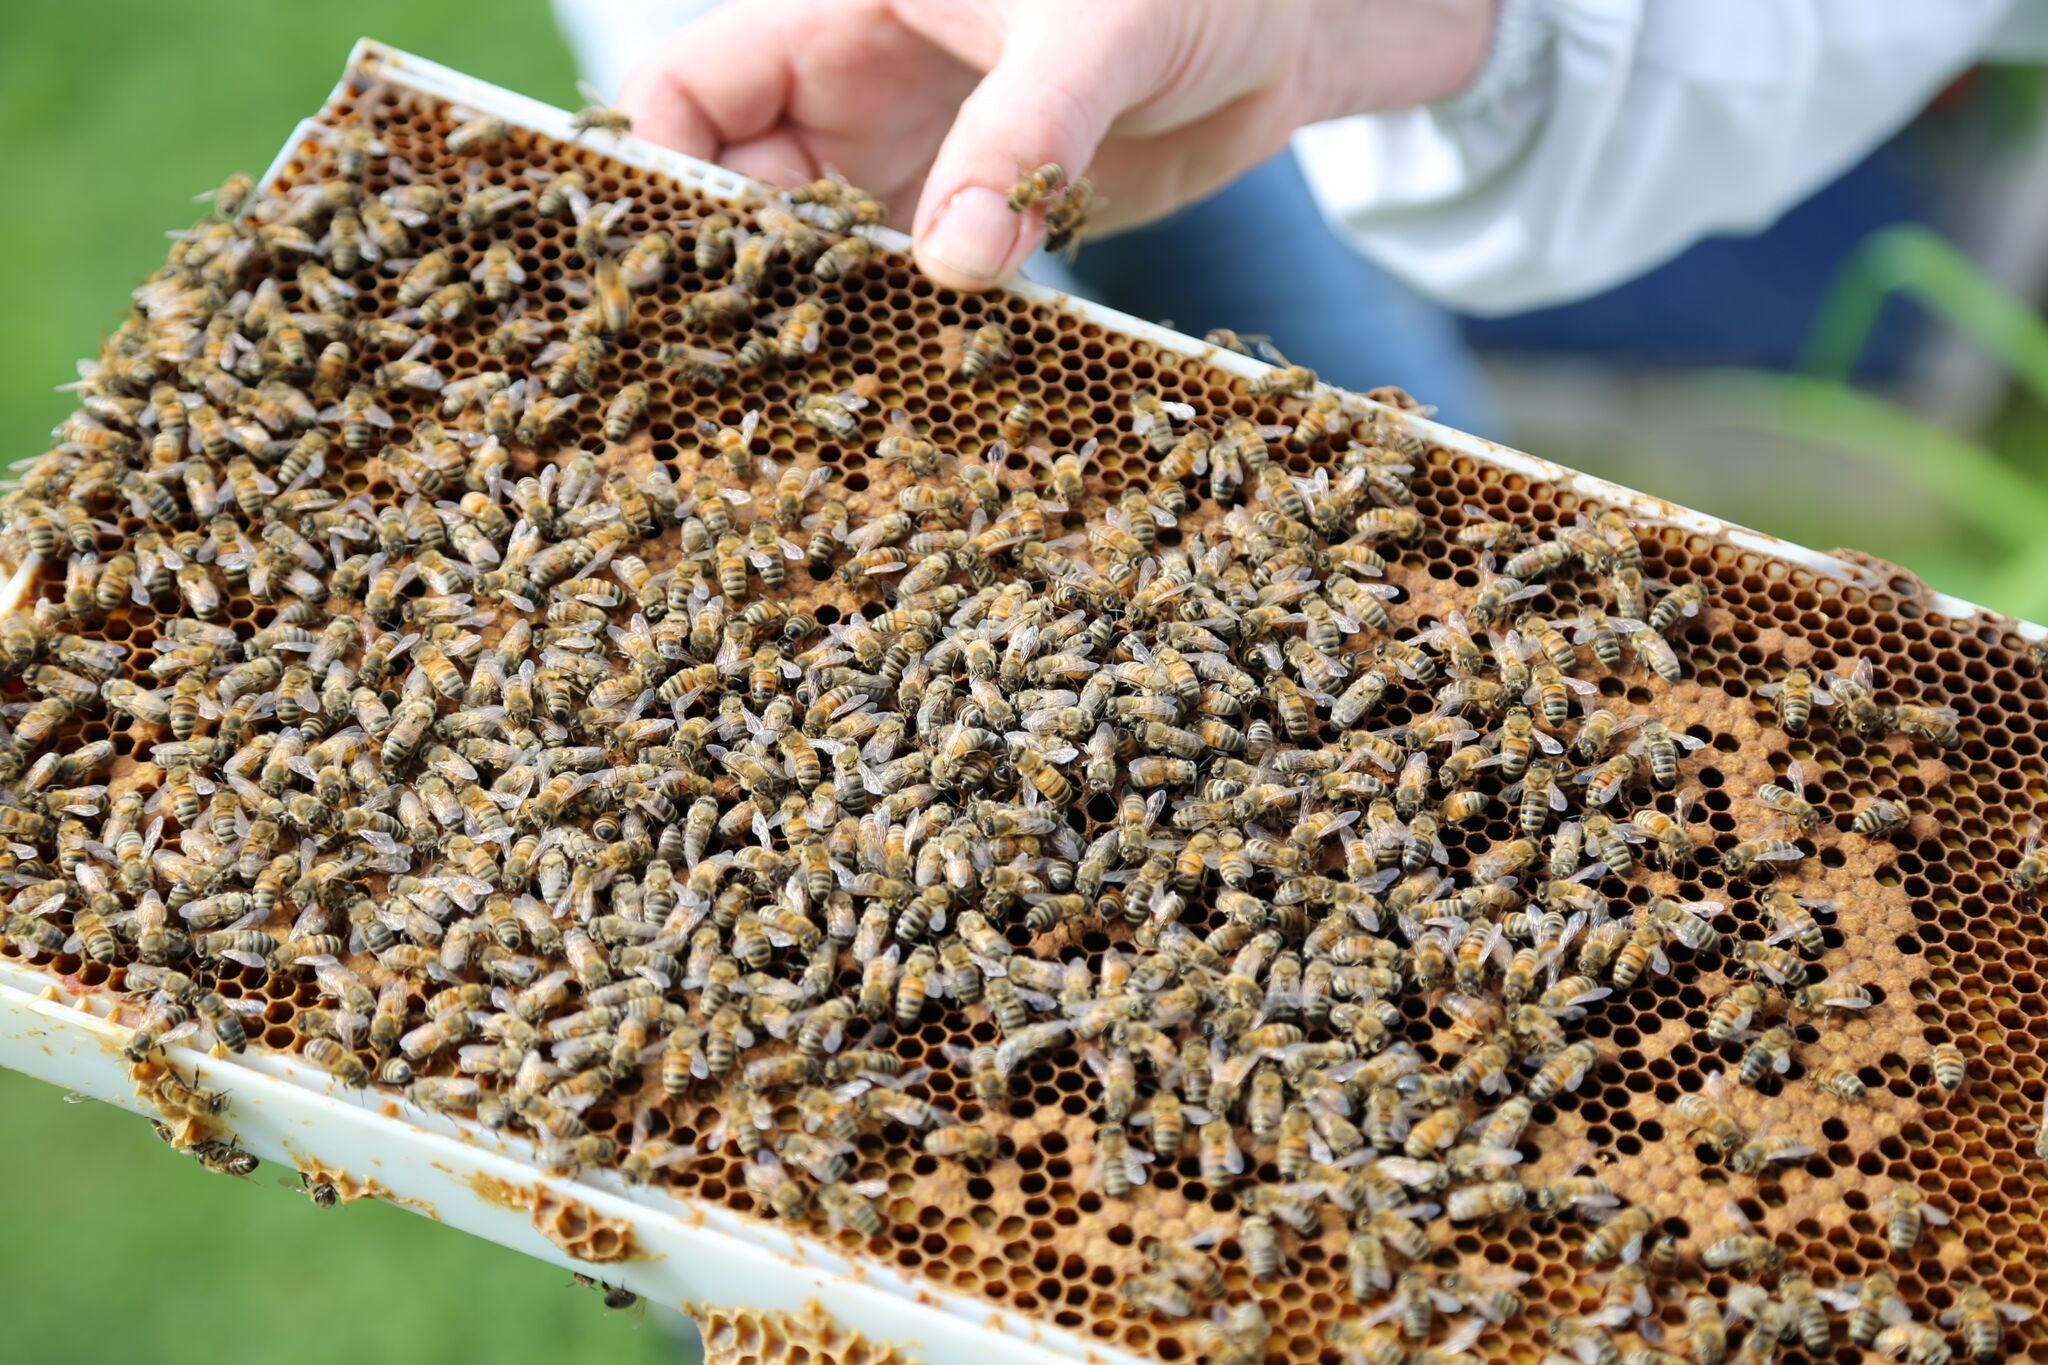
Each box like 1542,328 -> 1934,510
1479,710 -> 1550,790
799,388 -> 869,441
1286,391 -> 1347,452
570,81 -> 631,138
2013,820 -> 2048,895
1930,1041 -> 1966,1092
921,1124 -> 997,1165
1078,1093 -> 1158,1183
1755,666 -> 1830,734
1873,1323 -> 1958,1365
765,299 -> 826,366
1728,1128 -> 1814,1174
1006,162 -> 1065,211
1529,1041 -> 1597,1103
1704,982 -> 1768,1043
812,233 -> 873,282
1699,1205 -> 1781,1274
1824,656 -> 1886,735
1852,796 -> 1911,838
1754,761 -> 1822,830
1762,888 -> 1831,956
1890,703 -> 1961,749
150,1068 -> 229,1121
815,1179 -> 888,1237
445,113 -> 512,152
1680,1295 -> 1730,1365
1515,760 -> 1568,837
1121,1274 -> 1195,1320
1647,580 -> 1706,633
1736,1025 -> 1796,1087
303,1037 -> 369,1087
1722,836 -> 1805,878
1446,1179 -> 1526,1223
1940,1284 -> 2035,1364
1245,357 -> 1318,398
954,323 -> 1011,382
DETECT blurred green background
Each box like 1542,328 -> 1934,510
3,3 -> 2045,1362
2,6 -> 679,1361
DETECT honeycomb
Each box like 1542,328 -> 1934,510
690,1300 -> 912,1365
2,49 -> 2045,1365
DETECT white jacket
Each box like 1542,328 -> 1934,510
1294,0 -> 2048,313
556,0 -> 2048,314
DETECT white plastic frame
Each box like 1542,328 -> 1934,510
3,36 -> 2041,1365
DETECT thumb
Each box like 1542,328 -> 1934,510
912,20 -> 1138,289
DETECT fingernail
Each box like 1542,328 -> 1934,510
923,187 -> 1019,283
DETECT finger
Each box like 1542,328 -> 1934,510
618,0 -> 800,158
912,20 -> 1142,289
721,132 -> 823,189
1084,89 -> 1300,234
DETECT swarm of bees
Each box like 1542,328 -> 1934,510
0,81 -> 2037,1365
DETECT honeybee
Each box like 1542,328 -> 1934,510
570,82 -> 631,138
303,1037 -> 369,1087
680,280 -> 753,330
1728,1127 -> 1815,1173
446,113 -> 512,153
1699,1203 -> 1781,1274
799,388 -> 869,441
815,1178 -> 888,1237
1041,179 -> 1095,255
1930,1041 -> 1966,1091
1754,761 -> 1822,830
922,1124 -> 997,1164
953,323 -> 1011,382
1529,1041 -> 1597,1103
1006,162 -> 1065,211
1121,1274 -> 1194,1320
150,1067 -> 229,1121
1736,1025 -> 1796,1087
1762,888 -> 1831,956
763,299 -> 826,366
1722,836 -> 1806,878
811,232 -> 873,282
1446,1179 -> 1526,1223
1939,1284 -> 2034,1364
1755,666 -> 1830,734
1873,1322 -> 1959,1365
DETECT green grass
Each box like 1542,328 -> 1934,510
0,1070 -> 679,1364
0,6 -> 683,1359
0,1 -> 586,462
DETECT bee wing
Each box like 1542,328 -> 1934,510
1783,760 -> 1808,797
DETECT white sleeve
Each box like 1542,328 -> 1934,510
1290,0 -> 2023,315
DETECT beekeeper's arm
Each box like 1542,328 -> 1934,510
1295,0 -> 2037,314
600,0 -> 2036,303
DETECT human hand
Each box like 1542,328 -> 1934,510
619,0 -> 1494,289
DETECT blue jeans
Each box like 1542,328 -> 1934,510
1038,150 -> 1495,436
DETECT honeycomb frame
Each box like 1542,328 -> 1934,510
3,39 -> 2046,1365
